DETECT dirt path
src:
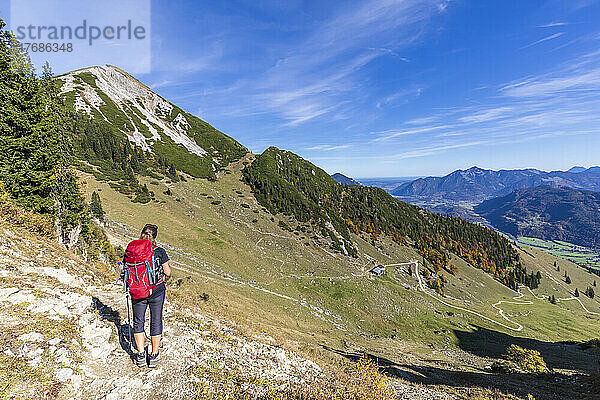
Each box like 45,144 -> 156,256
393,260 -> 600,334
0,226 -> 323,399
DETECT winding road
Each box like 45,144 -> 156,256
388,260 -> 600,333
394,260 -> 527,332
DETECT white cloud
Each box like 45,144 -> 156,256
521,32 -> 565,49
306,144 -> 351,151
372,125 -> 451,142
537,22 -> 569,28
392,140 -> 485,159
235,0 -> 448,125
405,116 -> 438,125
459,107 -> 513,123
500,67 -> 600,98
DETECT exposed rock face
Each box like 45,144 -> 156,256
59,65 -> 207,157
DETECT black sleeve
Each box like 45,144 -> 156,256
155,247 -> 170,265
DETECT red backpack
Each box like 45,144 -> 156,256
123,239 -> 162,299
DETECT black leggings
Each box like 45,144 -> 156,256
131,289 -> 165,336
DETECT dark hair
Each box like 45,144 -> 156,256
140,224 -> 158,246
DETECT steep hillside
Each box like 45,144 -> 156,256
475,186 -> 600,248
243,148 -> 539,292
3,223 -> 426,399
76,157 -> 600,400
57,65 -> 247,179
393,166 -> 600,203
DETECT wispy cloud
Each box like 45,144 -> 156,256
392,140 -> 485,159
537,22 -> 569,28
149,80 -> 175,90
459,107 -> 513,123
200,0 -> 450,126
405,116 -> 438,125
521,32 -> 565,49
372,125 -> 451,142
355,50 -> 600,163
500,67 -> 600,97
306,144 -> 351,151
375,86 -> 424,108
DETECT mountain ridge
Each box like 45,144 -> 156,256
474,185 -> 600,248
393,165 -> 600,202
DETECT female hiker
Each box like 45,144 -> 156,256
128,224 -> 171,368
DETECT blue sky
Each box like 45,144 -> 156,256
3,1 -> 600,177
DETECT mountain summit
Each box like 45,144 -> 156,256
57,65 -> 247,178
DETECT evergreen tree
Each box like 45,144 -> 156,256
90,191 -> 105,221
574,288 -> 579,297
566,275 -> 572,284
0,18 -> 85,229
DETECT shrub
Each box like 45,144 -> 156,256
503,345 -> 548,373
278,220 -> 292,232
0,184 -> 54,237
191,354 -> 394,400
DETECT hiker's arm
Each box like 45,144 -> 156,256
162,261 -> 171,277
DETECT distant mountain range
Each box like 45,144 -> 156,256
331,173 -> 362,186
474,186 -> 600,248
393,166 -> 600,203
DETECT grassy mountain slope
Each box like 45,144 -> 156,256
243,147 -> 536,292
475,186 -> 600,248
75,156 -> 600,399
57,65 -> 247,179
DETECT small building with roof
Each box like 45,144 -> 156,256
370,265 -> 385,276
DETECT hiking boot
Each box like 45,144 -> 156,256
148,351 -> 160,368
134,349 -> 146,367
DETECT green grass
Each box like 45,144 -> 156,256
518,237 -> 600,271
78,157 -> 600,386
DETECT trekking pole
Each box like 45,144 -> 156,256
126,292 -> 134,351
119,261 -> 134,352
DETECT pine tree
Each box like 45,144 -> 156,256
574,288 -> 579,297
90,191 -> 105,221
566,275 -> 572,284
0,19 -> 82,226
